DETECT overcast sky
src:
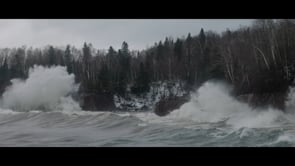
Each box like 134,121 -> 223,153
0,19 -> 253,50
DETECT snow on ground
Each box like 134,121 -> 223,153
114,81 -> 187,111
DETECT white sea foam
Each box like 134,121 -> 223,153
0,65 -> 81,112
136,81 -> 295,129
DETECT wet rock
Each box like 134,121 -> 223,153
236,92 -> 287,111
79,93 -> 116,111
154,94 -> 190,116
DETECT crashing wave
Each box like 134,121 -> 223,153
0,65 -> 81,112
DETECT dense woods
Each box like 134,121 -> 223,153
1,19 -> 295,111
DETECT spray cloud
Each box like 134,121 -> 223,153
1,65 -> 79,111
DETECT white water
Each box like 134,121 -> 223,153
136,81 -> 295,129
0,66 -> 295,146
0,65 -> 81,112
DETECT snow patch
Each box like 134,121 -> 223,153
114,81 -> 187,111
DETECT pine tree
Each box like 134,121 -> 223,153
174,38 -> 183,60
156,41 -> 164,60
121,41 -> 129,56
48,46 -> 57,66
199,28 -> 206,49
116,70 -> 127,96
82,42 -> 92,64
98,64 -> 112,94
0,57 -> 9,82
64,45 -> 73,74
82,42 -> 93,88
119,42 -> 131,73
107,46 -> 116,59
0,57 -> 10,94
185,33 -> 194,84
10,51 -> 25,79
198,28 -> 209,83
131,62 -> 150,95
115,41 -> 131,96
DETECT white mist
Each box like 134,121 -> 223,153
1,65 -> 80,111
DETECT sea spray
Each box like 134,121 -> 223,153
136,81 -> 295,129
0,79 -> 294,146
0,65 -> 81,111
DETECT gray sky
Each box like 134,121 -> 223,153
0,19 -> 253,50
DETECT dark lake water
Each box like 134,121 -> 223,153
0,109 -> 294,147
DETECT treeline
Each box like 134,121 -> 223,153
1,19 -> 295,109
0,29 -> 217,97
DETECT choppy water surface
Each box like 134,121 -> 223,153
0,109 -> 294,147
1,66 -> 295,147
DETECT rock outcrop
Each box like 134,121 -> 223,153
236,92 -> 287,111
154,94 -> 190,116
79,93 -> 116,111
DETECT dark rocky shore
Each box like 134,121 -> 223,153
154,94 -> 190,116
236,92 -> 287,111
79,93 -> 116,111
78,87 -> 289,116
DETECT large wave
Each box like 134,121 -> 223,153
136,81 -> 295,129
3,65 -> 295,130
0,65 -> 81,112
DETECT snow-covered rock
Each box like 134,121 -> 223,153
113,81 -> 187,111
